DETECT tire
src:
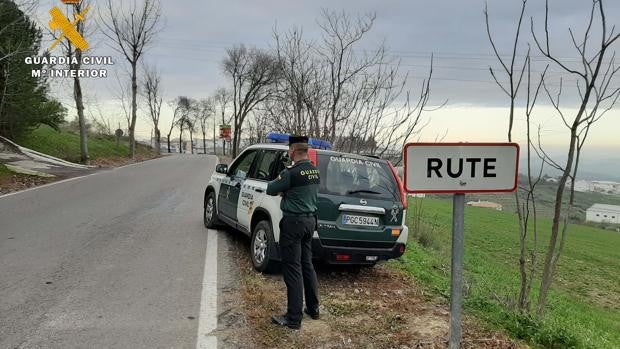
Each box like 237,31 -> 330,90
204,191 -> 221,228
251,220 -> 275,273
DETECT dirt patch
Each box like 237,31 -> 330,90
230,243 -> 526,349
91,153 -> 162,168
0,153 -> 161,195
0,173 -> 58,195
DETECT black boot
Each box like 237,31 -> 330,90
304,307 -> 320,320
271,315 -> 301,330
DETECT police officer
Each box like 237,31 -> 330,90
266,135 -> 320,330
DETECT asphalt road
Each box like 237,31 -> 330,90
0,155 -> 222,349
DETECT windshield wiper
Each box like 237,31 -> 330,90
346,189 -> 381,195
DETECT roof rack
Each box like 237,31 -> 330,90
265,132 -> 333,150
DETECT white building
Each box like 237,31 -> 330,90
586,204 -> 620,224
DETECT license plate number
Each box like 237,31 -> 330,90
342,215 -> 379,226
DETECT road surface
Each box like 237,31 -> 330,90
0,155 -> 235,348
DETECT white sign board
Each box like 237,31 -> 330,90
404,143 -> 519,193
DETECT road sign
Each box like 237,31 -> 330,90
404,143 -> 519,193
403,142 -> 519,349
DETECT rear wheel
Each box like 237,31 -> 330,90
251,220 -> 275,273
204,191 -> 221,228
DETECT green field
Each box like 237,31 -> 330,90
15,125 -> 153,163
396,198 -> 620,348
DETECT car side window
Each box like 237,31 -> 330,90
275,151 -> 290,174
252,150 -> 279,181
228,150 -> 258,180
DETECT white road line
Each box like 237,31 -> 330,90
197,229 -> 218,349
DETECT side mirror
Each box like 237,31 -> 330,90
215,164 -> 228,174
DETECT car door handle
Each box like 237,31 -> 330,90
255,188 -> 264,193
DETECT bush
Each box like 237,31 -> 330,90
496,308 -> 579,348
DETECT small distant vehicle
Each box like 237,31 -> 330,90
203,133 -> 409,272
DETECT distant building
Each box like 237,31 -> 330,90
467,200 -> 503,211
574,180 -> 620,195
586,204 -> 620,224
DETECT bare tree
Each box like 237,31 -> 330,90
48,1 -> 92,164
265,11 -> 440,160
530,0 -> 620,315
213,88 -> 232,155
143,64 -> 163,155
185,108 -> 196,154
101,0 -> 162,159
267,26 -> 317,135
89,100 -> 114,136
486,0 -> 535,312
195,98 -> 215,154
111,70 -> 132,132
167,96 -> 189,153
223,45 -> 280,157
176,97 -> 194,154
316,9 -> 382,143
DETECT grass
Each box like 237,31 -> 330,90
0,163 -> 12,179
15,125 -> 153,163
398,198 -> 620,348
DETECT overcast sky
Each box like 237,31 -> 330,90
33,0 -> 619,152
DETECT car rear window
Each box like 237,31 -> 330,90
317,154 -> 399,201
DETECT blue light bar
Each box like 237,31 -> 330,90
265,132 -> 332,150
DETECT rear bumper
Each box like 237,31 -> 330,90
311,238 -> 406,264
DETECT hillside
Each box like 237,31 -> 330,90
15,125 -> 154,163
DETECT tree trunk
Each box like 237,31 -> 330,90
129,61 -> 138,159
167,133 -> 171,153
202,130 -> 207,154
179,123 -> 184,154
0,64 -> 10,136
537,130 -> 578,315
155,128 -> 161,155
213,122 -> 216,155
73,52 -> 89,164
189,130 -> 194,154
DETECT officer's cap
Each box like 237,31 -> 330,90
289,135 -> 308,145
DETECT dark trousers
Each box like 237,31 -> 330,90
279,215 -> 319,324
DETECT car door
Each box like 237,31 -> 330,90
237,149 -> 281,231
218,149 -> 259,221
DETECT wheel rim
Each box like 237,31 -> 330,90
205,198 -> 214,223
253,229 -> 268,264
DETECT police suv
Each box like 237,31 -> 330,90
203,133 -> 409,272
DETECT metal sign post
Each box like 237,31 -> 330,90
449,193 -> 465,349
403,143 -> 520,349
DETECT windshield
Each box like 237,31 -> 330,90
317,154 -> 399,201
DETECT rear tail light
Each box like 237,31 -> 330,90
336,254 -> 351,261
309,149 -> 318,166
388,160 -> 407,209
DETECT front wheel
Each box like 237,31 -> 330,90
204,191 -> 221,228
251,220 -> 275,273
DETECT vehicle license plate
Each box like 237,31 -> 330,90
342,214 -> 379,226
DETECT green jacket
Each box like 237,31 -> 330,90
266,159 -> 320,216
